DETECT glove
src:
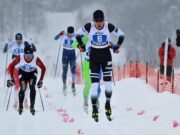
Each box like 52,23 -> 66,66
37,80 -> 43,88
113,45 -> 120,53
77,44 -> 86,52
59,31 -> 64,36
7,79 -> 14,88
54,31 -> 64,40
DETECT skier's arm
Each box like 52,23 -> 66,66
36,57 -> 46,81
7,55 -> 20,78
54,31 -> 65,40
108,23 -> 125,47
76,23 -> 91,45
71,36 -> 89,48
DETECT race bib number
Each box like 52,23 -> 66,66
64,39 -> 73,46
20,64 -> 36,72
92,35 -> 107,45
13,48 -> 24,55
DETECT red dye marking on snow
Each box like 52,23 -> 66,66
173,120 -> 180,128
126,107 -> 132,112
153,115 -> 160,121
137,110 -> 145,115
78,129 -> 84,134
68,118 -> 75,123
62,112 -> 69,117
63,109 -> 67,113
57,108 -> 64,112
63,115 -> 70,123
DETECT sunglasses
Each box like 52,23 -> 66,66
67,33 -> 74,37
25,53 -> 33,57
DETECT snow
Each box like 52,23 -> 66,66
0,77 -> 180,135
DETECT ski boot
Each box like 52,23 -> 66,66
30,106 -> 35,115
105,101 -> 112,121
83,98 -> 88,113
18,104 -> 23,115
71,83 -> 76,96
63,84 -> 67,96
92,105 -> 98,122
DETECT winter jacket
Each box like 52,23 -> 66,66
158,44 -> 176,66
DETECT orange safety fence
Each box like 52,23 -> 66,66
73,61 -> 180,95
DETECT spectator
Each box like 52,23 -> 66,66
158,38 -> 176,82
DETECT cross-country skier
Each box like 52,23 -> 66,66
6,43 -> 46,115
54,26 -> 77,96
75,9 -> 125,122
3,33 -> 36,109
71,36 -> 101,113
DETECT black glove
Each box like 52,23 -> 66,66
7,79 -> 14,88
37,80 -> 43,88
113,45 -> 120,53
77,44 -> 86,52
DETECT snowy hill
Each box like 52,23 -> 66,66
0,77 -> 180,135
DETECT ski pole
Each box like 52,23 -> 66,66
6,86 -> 13,111
4,52 -> 8,89
4,87 -> 9,106
54,38 -> 62,78
38,88 -> 45,111
112,69 -> 116,86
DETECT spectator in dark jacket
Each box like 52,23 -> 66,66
176,29 -> 180,47
158,38 -> 176,82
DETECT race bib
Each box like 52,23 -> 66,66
92,35 -> 107,45
20,64 -> 36,72
64,39 -> 73,47
13,48 -> 24,55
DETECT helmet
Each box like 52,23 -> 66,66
15,33 -> 22,40
24,41 -> 34,55
67,26 -> 74,34
93,9 -> 104,22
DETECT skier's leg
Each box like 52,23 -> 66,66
24,85 -> 30,108
102,61 -> 112,118
90,61 -> 100,121
29,75 -> 37,111
13,68 -> 19,109
19,77 -> 27,111
62,50 -> 68,90
70,50 -> 76,92
12,89 -> 19,109
97,65 -> 102,109
82,60 -> 91,111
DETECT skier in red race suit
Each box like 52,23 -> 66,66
6,43 -> 46,115
158,38 -> 176,82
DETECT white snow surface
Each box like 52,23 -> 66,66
0,77 -> 180,135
